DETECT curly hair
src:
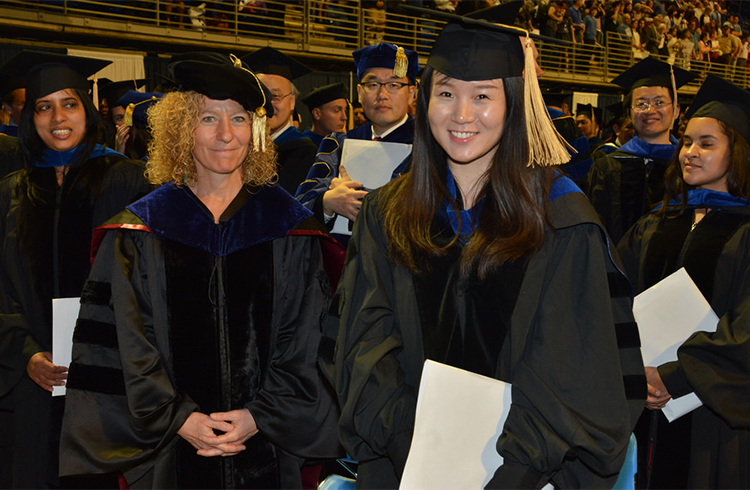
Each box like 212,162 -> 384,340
145,90 -> 277,187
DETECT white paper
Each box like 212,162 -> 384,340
330,139 -> 412,236
400,360 -> 513,490
52,297 -> 81,397
633,268 -> 718,421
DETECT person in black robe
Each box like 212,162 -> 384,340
242,47 -> 318,195
618,75 -> 750,489
59,52 -> 343,489
0,50 -> 150,489
0,133 -> 23,179
328,10 -> 645,489
586,58 -> 696,244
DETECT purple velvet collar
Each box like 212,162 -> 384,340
127,183 -> 312,257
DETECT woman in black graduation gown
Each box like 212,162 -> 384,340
60,53 -> 342,489
618,75 -> 750,489
331,10 -> 645,490
0,51 -> 149,488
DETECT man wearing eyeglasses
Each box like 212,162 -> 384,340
243,47 -> 319,195
586,58 -> 696,243
295,43 -> 418,238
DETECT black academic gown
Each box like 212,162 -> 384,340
0,153 -> 149,489
0,134 -> 23,180
586,136 -> 677,244
275,126 -> 318,195
59,183 -> 342,489
618,191 -> 750,489
331,176 -> 645,489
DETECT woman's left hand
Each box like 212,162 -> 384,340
201,409 -> 259,457
645,366 -> 671,410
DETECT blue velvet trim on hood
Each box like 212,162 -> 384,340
127,183 -> 313,257
617,134 -> 678,161
35,144 -> 123,168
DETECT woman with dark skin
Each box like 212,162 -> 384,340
0,50 -> 149,489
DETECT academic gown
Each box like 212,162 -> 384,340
586,135 -> 677,243
59,183 -> 343,489
0,133 -> 23,180
330,175 -> 646,489
0,148 -> 149,488
618,190 -> 750,489
274,126 -> 318,195
295,119 -> 414,225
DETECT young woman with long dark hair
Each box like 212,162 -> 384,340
332,13 -> 645,490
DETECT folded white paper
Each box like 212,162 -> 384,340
632,268 -> 718,421
330,139 -> 412,236
400,360 -> 511,489
52,297 -> 81,397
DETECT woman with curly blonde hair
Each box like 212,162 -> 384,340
60,52 -> 342,489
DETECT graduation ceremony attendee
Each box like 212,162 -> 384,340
243,47 -> 318,194
576,102 -> 604,151
59,52 -> 342,489
0,50 -> 150,489
300,82 -> 349,148
295,42 -> 418,229
330,9 -> 645,489
97,78 -> 147,146
593,101 -> 635,159
544,89 -> 592,188
0,59 -> 25,137
113,89 -> 163,160
618,74 -> 750,490
0,133 -> 23,179
587,57 -> 696,243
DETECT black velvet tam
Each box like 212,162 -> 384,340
169,52 -> 274,117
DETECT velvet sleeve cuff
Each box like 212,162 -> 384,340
658,361 -> 693,398
484,462 -> 547,489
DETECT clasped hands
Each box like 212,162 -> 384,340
645,366 -> 671,411
178,408 -> 259,458
322,165 -> 368,221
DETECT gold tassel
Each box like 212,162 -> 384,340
124,96 -> 158,127
669,62 -> 678,122
393,45 -> 408,79
92,76 -> 99,110
253,106 -> 267,153
522,36 -> 574,167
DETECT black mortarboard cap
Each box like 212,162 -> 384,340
169,51 -> 273,117
686,74 -> 750,143
576,103 -> 602,123
4,50 -> 112,102
99,79 -> 147,106
400,1 -> 557,81
241,47 -> 312,81
604,100 -> 627,123
0,57 -> 27,99
541,87 -> 573,106
153,73 -> 178,93
610,57 -> 695,92
300,82 -> 349,110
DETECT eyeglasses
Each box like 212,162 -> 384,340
631,99 -> 672,113
358,81 -> 411,94
270,92 -> 292,102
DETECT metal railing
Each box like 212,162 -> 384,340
2,1 -> 730,93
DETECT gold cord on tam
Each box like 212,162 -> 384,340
522,35 -> 573,167
229,53 -> 268,153
393,45 -> 408,79
124,96 -> 158,127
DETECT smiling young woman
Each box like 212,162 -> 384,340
332,9 -> 645,489
618,74 -> 750,489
